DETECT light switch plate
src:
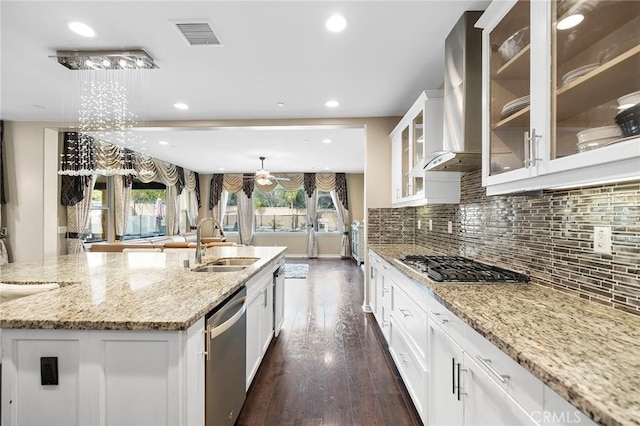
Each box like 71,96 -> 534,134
429,220 -> 433,231
594,226 -> 612,255
448,221 -> 453,234
417,220 -> 421,230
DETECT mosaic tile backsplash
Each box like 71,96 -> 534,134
368,170 -> 640,316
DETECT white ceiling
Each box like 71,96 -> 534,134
0,0 -> 490,173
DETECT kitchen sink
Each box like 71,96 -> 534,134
191,265 -> 247,273
210,257 -> 259,266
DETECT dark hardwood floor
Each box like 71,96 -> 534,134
237,258 -> 422,426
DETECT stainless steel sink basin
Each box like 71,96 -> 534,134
210,257 -> 259,266
191,265 -> 247,273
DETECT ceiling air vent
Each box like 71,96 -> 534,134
174,22 -> 221,46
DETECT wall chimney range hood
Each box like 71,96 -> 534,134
424,11 -> 483,173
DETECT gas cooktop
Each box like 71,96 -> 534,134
397,254 -> 530,283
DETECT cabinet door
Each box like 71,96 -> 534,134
274,269 -> 285,337
391,133 -> 403,203
260,282 -> 274,355
369,258 -> 380,318
549,0 -> 640,166
464,354 -> 537,426
429,319 -> 464,426
246,287 -> 263,389
485,0 -> 534,183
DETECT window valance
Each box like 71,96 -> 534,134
210,172 -> 347,206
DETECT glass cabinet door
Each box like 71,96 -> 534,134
488,0 -> 531,176
401,127 -> 410,197
552,0 -> 639,159
412,111 -> 424,195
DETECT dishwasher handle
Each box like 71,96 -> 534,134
209,297 -> 247,340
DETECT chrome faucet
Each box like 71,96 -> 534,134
195,217 -> 224,264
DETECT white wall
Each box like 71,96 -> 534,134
3,122 -> 60,262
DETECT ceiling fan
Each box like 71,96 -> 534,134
244,157 -> 290,185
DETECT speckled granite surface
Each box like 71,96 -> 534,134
370,244 -> 640,426
0,246 -> 286,331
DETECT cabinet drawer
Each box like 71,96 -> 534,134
375,301 -> 392,344
427,296 -> 467,348
392,282 -> 428,365
465,325 -> 543,415
389,319 -> 428,422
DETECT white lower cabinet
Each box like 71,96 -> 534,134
0,323 -> 202,426
428,317 -> 464,426
246,271 -> 274,390
368,249 -> 596,426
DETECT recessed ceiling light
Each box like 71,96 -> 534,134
218,167 -> 225,171
173,102 -> 189,110
326,14 -> 347,33
324,167 -> 331,170
322,139 -> 332,144
557,14 -> 584,30
68,21 -> 96,37
303,139 -> 310,143
276,102 -> 285,107
325,100 -> 339,108
158,140 -> 169,145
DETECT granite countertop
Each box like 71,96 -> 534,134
0,246 -> 286,331
369,244 -> 640,426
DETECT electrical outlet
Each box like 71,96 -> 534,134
417,220 -> 421,230
594,226 -> 612,255
429,220 -> 433,231
0,227 -> 7,238
448,221 -> 453,234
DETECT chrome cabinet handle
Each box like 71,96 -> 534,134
476,356 -> 510,383
399,308 -> 411,317
381,320 -> 390,328
524,131 -> 531,167
524,129 -> 542,167
431,311 -> 448,324
399,352 -> 408,365
203,327 -> 211,361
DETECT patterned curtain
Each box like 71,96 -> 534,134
165,185 -> 180,236
176,166 -> 186,195
237,190 -> 254,245
335,173 -> 349,210
0,120 -> 6,204
66,175 -> 97,253
114,175 -> 132,240
304,173 -> 316,198
209,174 -> 224,209
306,188 -> 318,258
331,190 -> 351,258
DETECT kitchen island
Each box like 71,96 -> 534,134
0,246 -> 286,425
370,244 -> 640,426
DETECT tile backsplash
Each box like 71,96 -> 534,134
368,170 -> 640,316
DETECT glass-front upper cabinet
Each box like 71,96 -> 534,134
478,0 -> 640,195
552,0 -> 639,159
487,0 -> 531,177
390,90 -> 460,207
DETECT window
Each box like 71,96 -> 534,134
83,175 -> 110,243
222,187 -> 339,233
316,191 -> 338,233
124,179 -> 166,240
254,188 -> 306,232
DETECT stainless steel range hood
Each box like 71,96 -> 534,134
424,11 -> 483,172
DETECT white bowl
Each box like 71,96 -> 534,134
577,137 -> 619,152
617,91 -> 640,109
576,125 -> 622,143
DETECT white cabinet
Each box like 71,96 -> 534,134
477,0 -> 640,195
0,324 -> 202,426
246,270 -> 274,390
274,257 -> 285,337
428,315 -> 464,426
369,252 -> 393,343
390,90 -> 462,206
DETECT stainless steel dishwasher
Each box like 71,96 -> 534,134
205,287 -> 247,426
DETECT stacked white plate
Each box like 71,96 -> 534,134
500,95 -> 530,119
617,91 -> 640,109
561,63 -> 599,86
576,125 -> 623,152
